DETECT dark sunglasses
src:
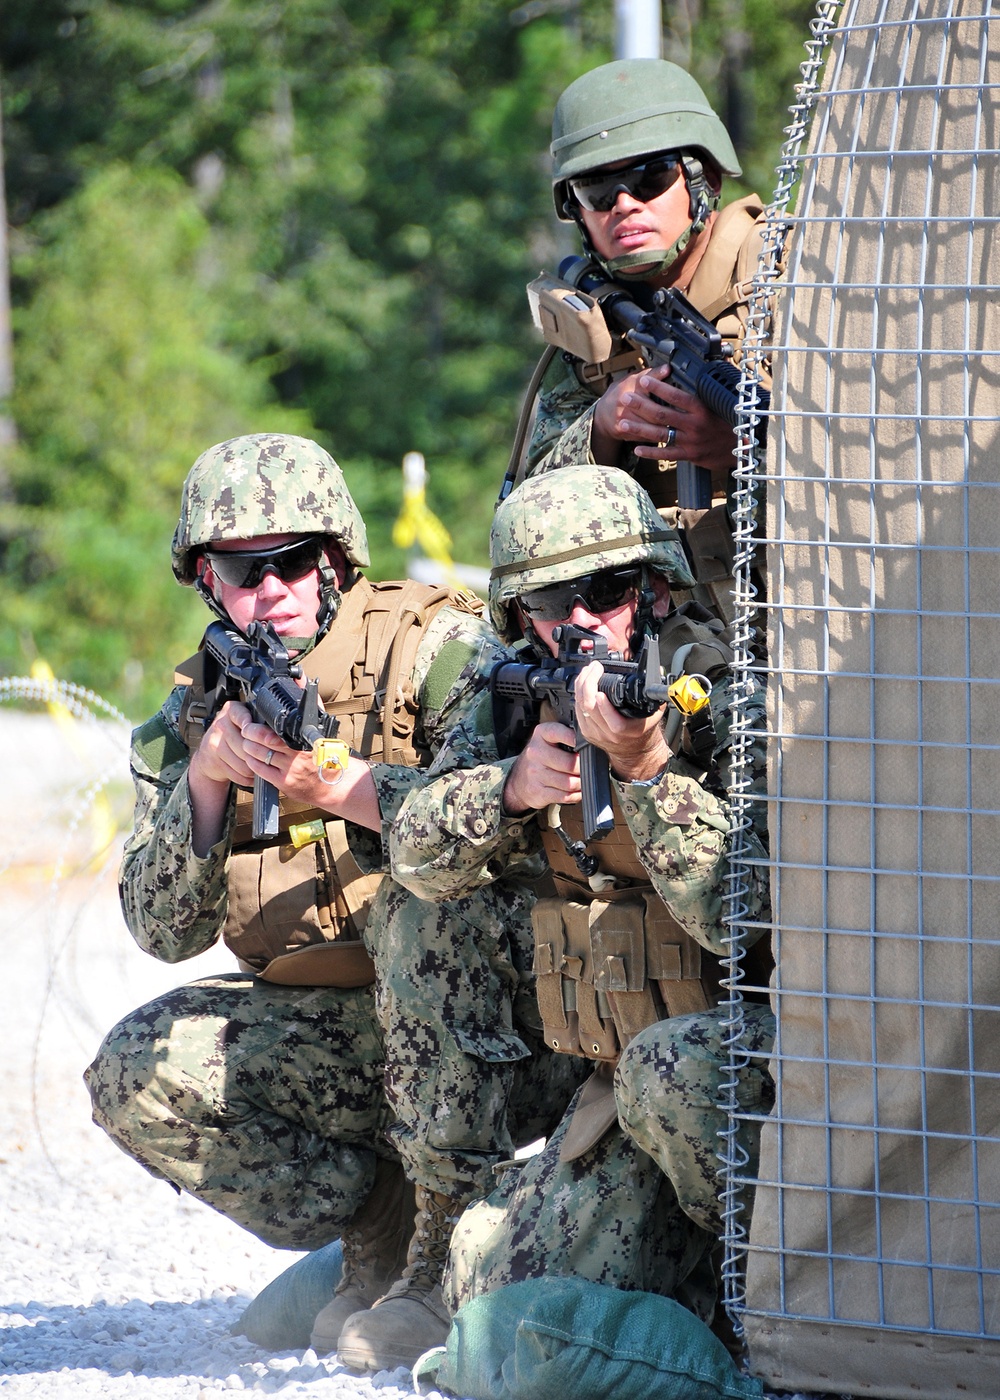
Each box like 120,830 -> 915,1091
203,536 -> 326,589
568,152 -> 683,213
518,568 -> 641,623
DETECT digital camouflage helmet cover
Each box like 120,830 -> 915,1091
489,465 -> 695,642
172,433 -> 369,639
172,434 -> 369,582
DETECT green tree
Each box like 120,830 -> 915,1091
2,161 -> 311,713
1,0 -> 822,714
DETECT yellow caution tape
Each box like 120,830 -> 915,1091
392,451 -> 461,585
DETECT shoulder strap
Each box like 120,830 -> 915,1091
687,194 -> 766,324
313,579 -> 468,765
372,580 -> 454,764
302,576 -> 375,703
502,344 -> 560,499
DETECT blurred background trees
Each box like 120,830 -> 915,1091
0,0 -> 814,716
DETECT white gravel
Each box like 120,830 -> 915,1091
0,706 -> 450,1400
0,699 -> 828,1400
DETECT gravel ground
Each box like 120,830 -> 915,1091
0,706 -> 449,1400
0,699 -> 828,1400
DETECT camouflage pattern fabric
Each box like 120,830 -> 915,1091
444,1070 -> 717,1322
92,593 -> 580,1243
119,602 -> 509,963
364,875 -> 589,1201
171,433 -> 370,583
85,975 -> 389,1251
524,361 -> 603,478
391,666 -> 770,960
615,1003 -> 776,1235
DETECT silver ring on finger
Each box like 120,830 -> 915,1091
664,425 -> 676,449
265,748 -> 275,766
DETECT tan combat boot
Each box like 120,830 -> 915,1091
309,1158 -> 415,1355
336,1184 -> 468,1373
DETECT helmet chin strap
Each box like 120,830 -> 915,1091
193,551 -> 355,656
570,155 -> 719,284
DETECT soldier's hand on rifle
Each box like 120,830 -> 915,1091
188,700 -> 257,855
191,701 -> 257,790
591,365 -> 675,465
237,716 -> 383,833
574,661 -> 670,784
593,365 -> 737,489
502,721 -> 583,815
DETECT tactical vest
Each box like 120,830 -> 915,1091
530,605 -> 739,1067
176,578 -> 471,986
530,605 -> 774,1162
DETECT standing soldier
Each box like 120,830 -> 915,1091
389,466 -> 775,1325
507,58 -> 772,624
85,434 -> 582,1369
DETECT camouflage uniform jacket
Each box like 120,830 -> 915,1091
121,600 -> 507,963
524,195 -> 771,491
390,641 -> 770,960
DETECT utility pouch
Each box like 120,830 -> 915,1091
527,273 -> 614,365
531,893 -> 714,1067
223,823 -> 377,987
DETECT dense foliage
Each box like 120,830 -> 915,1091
0,0 -> 817,716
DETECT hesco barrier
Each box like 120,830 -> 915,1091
727,2 -> 1000,1396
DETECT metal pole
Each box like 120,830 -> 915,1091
615,0 -> 662,59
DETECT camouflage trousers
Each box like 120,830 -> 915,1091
85,975 -> 392,1251
616,1001 -> 776,1234
445,1003 -> 775,1315
366,877 -> 589,1205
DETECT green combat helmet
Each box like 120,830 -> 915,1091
172,433 -> 370,638
551,59 -> 741,278
489,465 -> 695,644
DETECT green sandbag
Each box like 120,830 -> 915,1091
233,1239 -> 343,1351
416,1276 -> 764,1400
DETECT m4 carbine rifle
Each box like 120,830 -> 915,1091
202,620 -> 347,840
490,624 -> 710,876
516,255 -> 769,510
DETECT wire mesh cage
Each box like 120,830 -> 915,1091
725,2 -> 1000,1395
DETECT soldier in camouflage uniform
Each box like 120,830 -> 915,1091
506,59 -> 773,627
85,434 -> 583,1370
388,466 -> 775,1324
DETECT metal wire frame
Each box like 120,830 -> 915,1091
721,0 -> 1000,1357
718,0 -> 846,1333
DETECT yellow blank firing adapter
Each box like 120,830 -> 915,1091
289,818 -> 327,849
312,738 -> 351,786
667,673 -> 712,716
